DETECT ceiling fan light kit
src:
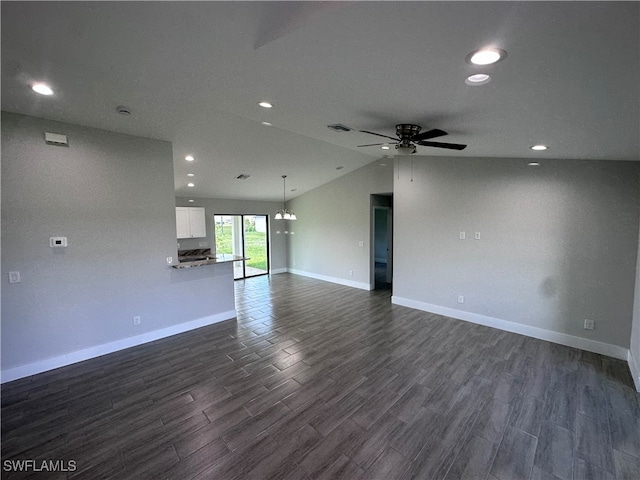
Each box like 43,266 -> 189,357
396,144 -> 416,155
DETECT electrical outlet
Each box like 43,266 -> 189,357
459,232 -> 466,240
349,270 -> 353,276
474,232 -> 481,240
8,271 -> 21,284
166,256 -> 173,265
457,295 -> 464,304
358,240 -> 364,247
133,316 -> 141,326
584,319 -> 595,330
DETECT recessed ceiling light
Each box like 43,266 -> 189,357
327,124 -> 353,133
187,182 -> 195,187
336,166 -> 344,170
188,199 -> 195,202
528,162 -> 541,166
465,74 -> 491,86
116,105 -> 132,115
467,48 -> 507,65
380,163 -> 387,166
258,102 -> 273,108
187,173 -> 195,177
32,83 -> 54,95
291,188 -> 297,192
261,122 -> 272,126
530,145 -> 548,151
185,155 -> 195,161
381,145 -> 390,150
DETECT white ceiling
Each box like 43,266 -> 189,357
2,1 -> 639,202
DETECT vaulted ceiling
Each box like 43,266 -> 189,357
2,2 -> 638,201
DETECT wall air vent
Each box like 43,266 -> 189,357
327,124 -> 353,133
44,132 -> 69,147
236,174 -> 251,180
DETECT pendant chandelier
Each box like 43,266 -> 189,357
275,175 -> 297,220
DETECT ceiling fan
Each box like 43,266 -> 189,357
358,124 -> 466,154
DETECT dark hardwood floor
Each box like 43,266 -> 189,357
2,273 -> 639,479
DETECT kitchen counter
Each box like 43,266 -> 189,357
173,253 -> 246,268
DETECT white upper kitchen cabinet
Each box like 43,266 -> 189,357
176,207 -> 206,239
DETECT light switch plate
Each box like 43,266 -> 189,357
50,237 -> 68,248
8,271 -> 21,284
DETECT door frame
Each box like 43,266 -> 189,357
370,199 -> 393,291
213,214 -> 270,279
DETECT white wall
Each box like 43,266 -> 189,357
1,113 -> 236,381
288,160 -> 393,289
392,156 -> 639,358
175,197 -> 287,273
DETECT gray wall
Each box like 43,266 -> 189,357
288,160 -> 393,289
175,197 -> 287,273
393,156 -> 639,350
1,112 -> 235,376
631,213 -> 640,389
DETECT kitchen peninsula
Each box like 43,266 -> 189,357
174,248 -> 246,269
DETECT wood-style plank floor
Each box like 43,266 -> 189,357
2,273 -> 639,479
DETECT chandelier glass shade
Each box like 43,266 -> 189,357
275,175 -> 296,220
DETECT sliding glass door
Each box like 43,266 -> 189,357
214,214 -> 269,279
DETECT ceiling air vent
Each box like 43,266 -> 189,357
327,124 -> 353,133
44,132 -> 69,147
236,174 -> 251,180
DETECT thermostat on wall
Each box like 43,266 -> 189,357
50,237 -> 68,248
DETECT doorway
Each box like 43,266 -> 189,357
371,194 -> 393,291
214,215 -> 269,279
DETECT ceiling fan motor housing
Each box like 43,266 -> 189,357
396,124 -> 422,139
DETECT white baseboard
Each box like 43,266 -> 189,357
288,268 -> 372,291
391,296 -> 629,361
270,268 -> 288,275
1,310 -> 237,384
629,349 -> 640,392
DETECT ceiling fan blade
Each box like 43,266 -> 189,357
417,140 -> 467,150
359,130 -> 399,141
411,128 -> 448,141
357,142 -> 397,147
